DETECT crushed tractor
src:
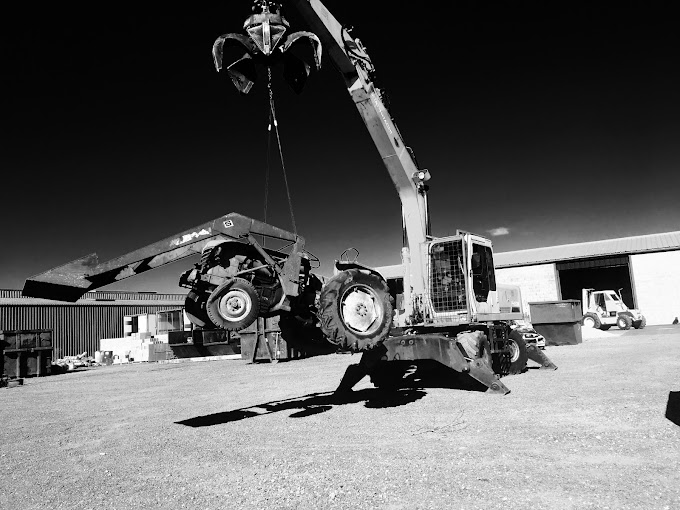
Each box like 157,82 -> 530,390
23,214 -> 335,356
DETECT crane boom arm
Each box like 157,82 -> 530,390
287,0 -> 430,296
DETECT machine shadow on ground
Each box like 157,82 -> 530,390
176,362 -> 496,428
370,360 -> 501,393
175,388 -> 427,427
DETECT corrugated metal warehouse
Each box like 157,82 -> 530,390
0,290 -> 185,358
495,231 -> 680,325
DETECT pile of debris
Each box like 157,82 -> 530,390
0,375 -> 23,388
51,352 -> 100,373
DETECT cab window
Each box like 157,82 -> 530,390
430,240 -> 467,312
472,243 -> 496,302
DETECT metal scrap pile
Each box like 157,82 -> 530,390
52,352 -> 99,373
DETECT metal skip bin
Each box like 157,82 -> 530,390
239,316 -> 302,362
167,329 -> 240,359
239,317 -> 281,362
529,300 -> 583,346
1,329 -> 54,378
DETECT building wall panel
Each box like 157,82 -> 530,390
496,263 -> 560,320
0,305 -> 182,358
0,290 -> 183,301
630,251 -> 680,325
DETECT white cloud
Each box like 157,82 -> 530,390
487,227 -> 510,236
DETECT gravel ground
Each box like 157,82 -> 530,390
1,325 -> 679,510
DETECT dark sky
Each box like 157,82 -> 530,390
2,2 -> 679,293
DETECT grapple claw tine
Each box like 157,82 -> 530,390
467,359 -> 511,395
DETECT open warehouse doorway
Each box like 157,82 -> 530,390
557,256 -> 636,308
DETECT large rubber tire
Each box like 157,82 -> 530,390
633,316 -> 647,329
456,331 -> 492,369
582,313 -> 601,329
318,269 -> 393,351
184,291 -> 217,329
617,314 -> 633,330
507,330 -> 529,375
206,278 -> 260,331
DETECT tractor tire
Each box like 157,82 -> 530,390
507,330 -> 529,375
582,313 -> 601,329
318,269 -> 393,351
206,278 -> 260,331
456,331 -> 492,369
633,316 -> 647,329
184,291 -> 217,329
617,314 -> 633,330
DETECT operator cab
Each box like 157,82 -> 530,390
426,233 -> 500,324
588,290 -> 626,317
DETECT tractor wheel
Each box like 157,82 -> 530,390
184,291 -> 217,329
456,331 -> 492,369
507,330 -> 528,375
600,325 -> 612,331
633,316 -> 647,329
318,269 -> 393,351
617,314 -> 633,330
206,278 -> 260,331
582,313 -> 601,329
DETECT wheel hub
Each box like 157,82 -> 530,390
508,340 -> 519,362
226,297 -> 243,313
583,317 -> 595,328
341,288 -> 380,333
219,290 -> 252,322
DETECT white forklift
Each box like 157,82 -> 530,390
581,288 -> 646,330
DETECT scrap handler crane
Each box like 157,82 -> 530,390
261,0 -> 556,392
251,0 -> 558,392
23,0 -> 556,394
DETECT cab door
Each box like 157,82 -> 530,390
466,236 -> 497,315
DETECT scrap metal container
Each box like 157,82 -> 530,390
167,329 -> 240,359
529,300 -> 583,323
529,301 -> 583,346
240,316 -> 304,362
1,329 -> 54,378
148,343 -> 176,362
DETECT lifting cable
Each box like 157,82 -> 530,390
264,67 -> 297,235
263,90 -> 271,226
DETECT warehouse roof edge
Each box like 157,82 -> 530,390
496,231 -> 680,268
